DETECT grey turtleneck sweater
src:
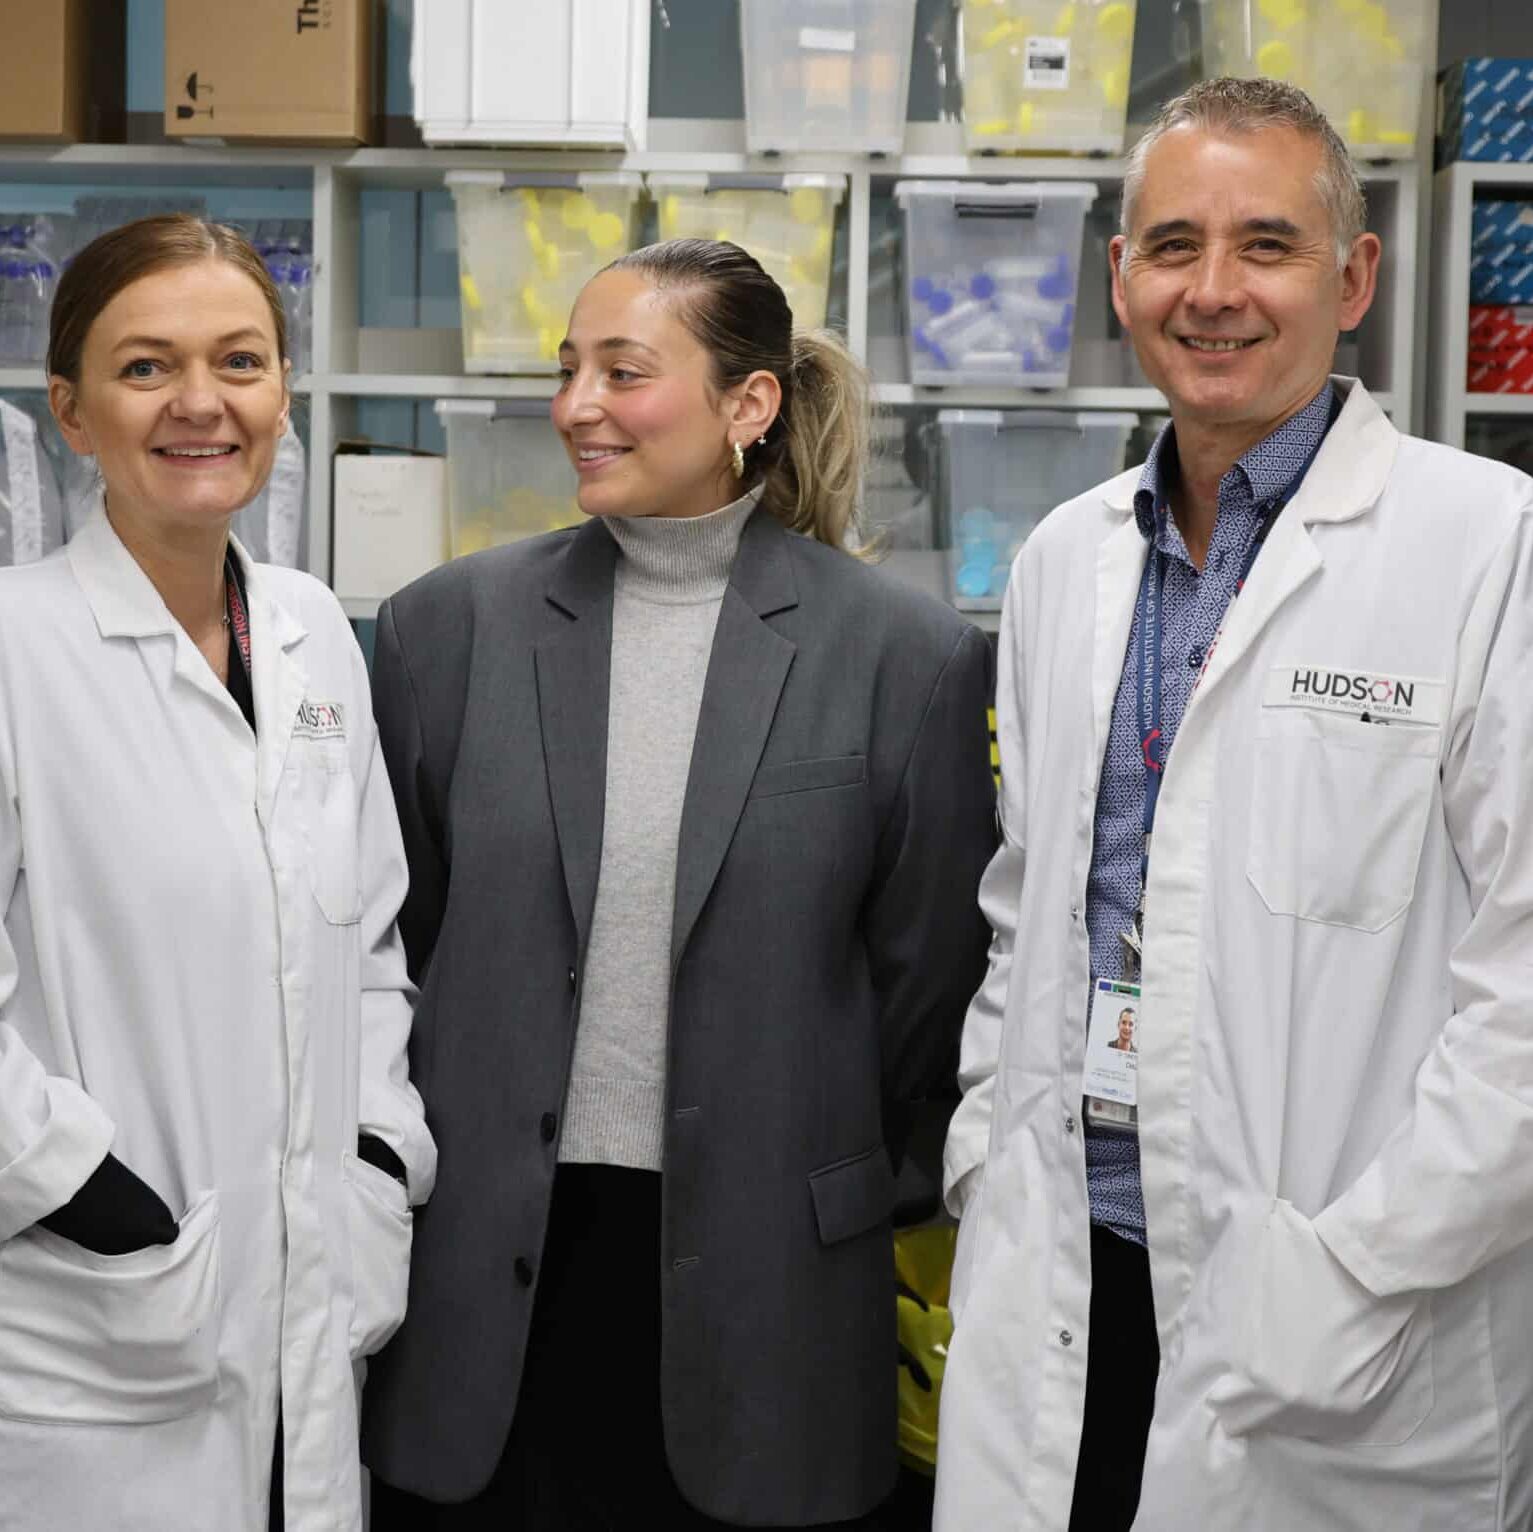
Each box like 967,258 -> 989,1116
558,487 -> 761,1169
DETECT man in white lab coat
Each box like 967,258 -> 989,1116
937,77 -> 1533,1532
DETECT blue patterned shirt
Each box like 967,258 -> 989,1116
1085,384 -> 1337,1246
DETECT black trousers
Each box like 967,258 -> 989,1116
370,1164 -> 894,1531
1067,1223 -> 1160,1532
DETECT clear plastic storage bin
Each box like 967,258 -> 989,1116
650,174 -> 845,329
435,399 -> 584,557
895,181 -> 1097,388
938,409 -> 1136,607
740,0 -> 919,155
1200,0 -> 1425,159
960,0 -> 1138,155
447,171 -> 645,374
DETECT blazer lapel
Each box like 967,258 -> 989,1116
670,512 -> 798,971
534,522 -> 619,955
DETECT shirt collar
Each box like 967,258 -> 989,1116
1133,382 -> 1336,541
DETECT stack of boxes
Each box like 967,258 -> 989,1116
1468,200 -> 1533,393
1439,59 -> 1533,165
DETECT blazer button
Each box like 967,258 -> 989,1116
567,967 -> 577,989
540,1112 -> 558,1143
514,1257 -> 534,1287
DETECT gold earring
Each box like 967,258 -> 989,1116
731,440 -> 746,480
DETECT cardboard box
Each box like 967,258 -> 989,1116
165,0 -> 375,145
0,0 -> 125,143
1468,305 -> 1533,393
332,446 -> 448,603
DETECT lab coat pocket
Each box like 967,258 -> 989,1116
1246,709 -> 1438,932
1210,1198 -> 1433,1447
297,759 -> 363,926
343,1152 -> 412,1360
0,1188 -> 222,1425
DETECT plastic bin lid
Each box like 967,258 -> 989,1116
434,398 -> 554,420
647,171 -> 847,200
936,409 -> 1139,431
893,180 -> 1098,206
445,170 -> 644,192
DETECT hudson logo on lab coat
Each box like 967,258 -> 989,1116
294,700 -> 347,739
1263,666 -> 1444,723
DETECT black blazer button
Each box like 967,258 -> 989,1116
514,1257 -> 534,1287
567,967 -> 577,989
540,1112 -> 558,1143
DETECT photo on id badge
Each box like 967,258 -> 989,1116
1085,978 -> 1139,1132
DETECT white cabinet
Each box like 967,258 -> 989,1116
411,0 -> 650,151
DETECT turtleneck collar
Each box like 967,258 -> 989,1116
603,485 -> 762,605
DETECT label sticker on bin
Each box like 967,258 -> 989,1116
1024,37 -> 1071,91
800,26 -> 856,52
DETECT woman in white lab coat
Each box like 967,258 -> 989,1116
0,215 -> 435,1532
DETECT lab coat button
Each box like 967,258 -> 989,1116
1063,1114 -> 1076,1135
514,1257 -> 534,1287
539,1112 -> 557,1143
1059,1329 -> 1074,1348
1069,905 -> 1080,922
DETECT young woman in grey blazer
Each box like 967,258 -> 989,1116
363,240 -> 997,1530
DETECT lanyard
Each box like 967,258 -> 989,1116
225,558 -> 252,680
1133,417 -> 1333,861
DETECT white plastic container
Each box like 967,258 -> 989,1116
412,0 -> 650,150
740,0 -> 918,155
937,408 -> 1136,607
960,0 -> 1138,155
1200,0 -> 1425,159
895,181 -> 1097,388
447,171 -> 645,374
435,399 -> 584,558
650,174 -> 845,330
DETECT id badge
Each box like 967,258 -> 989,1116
1084,978 -> 1140,1136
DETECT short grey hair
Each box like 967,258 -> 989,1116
1121,78 -> 1367,270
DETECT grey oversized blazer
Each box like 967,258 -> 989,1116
359,505 -> 996,1523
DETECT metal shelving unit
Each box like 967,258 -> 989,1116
1427,160 -> 1533,451
0,118 -> 1424,594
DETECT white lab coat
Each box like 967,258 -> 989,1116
0,509 -> 436,1531
936,380 -> 1533,1531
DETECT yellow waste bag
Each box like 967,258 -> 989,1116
895,1224 -> 956,1474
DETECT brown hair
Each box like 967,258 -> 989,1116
47,213 -> 288,383
604,238 -> 871,553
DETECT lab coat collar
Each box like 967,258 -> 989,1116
67,504 -> 306,652
1102,377 -> 1397,528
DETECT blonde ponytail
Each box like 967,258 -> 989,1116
760,329 -> 871,554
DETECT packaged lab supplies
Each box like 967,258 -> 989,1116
0,400 -> 65,567
741,0 -> 919,155
960,0 -> 1138,155
651,175 -> 845,331
435,400 -> 584,557
894,181 -> 1096,389
232,426 -> 307,569
937,409 -> 1136,607
1202,0 -> 1426,160
333,446 -> 448,602
448,173 -> 645,375
1468,305 -> 1533,394
164,0 -> 374,144
1440,61 -> 1533,165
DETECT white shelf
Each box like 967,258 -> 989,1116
0,368 -> 45,391
875,383 -> 1164,411
324,373 -> 557,400
1463,393 -> 1533,415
